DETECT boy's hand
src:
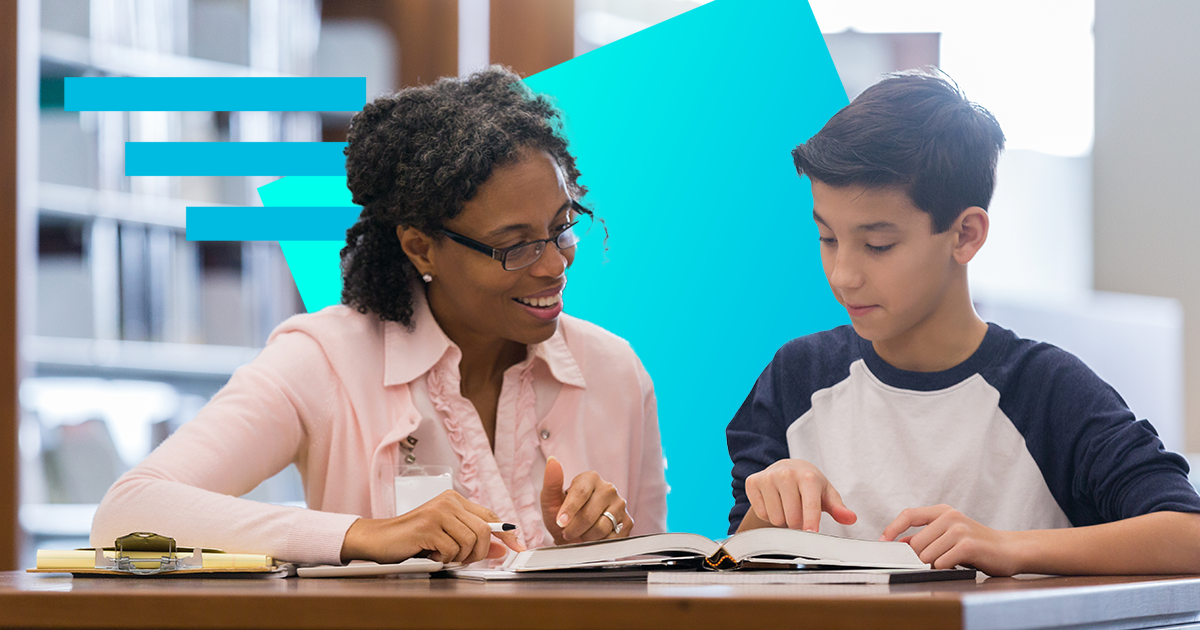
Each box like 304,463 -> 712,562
881,504 -> 1025,576
540,456 -> 632,544
743,459 -> 857,532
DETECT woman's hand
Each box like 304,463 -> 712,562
540,456 -> 632,544
340,490 -> 525,564
743,458 -> 857,532
880,504 -> 1024,576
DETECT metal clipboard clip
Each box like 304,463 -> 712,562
93,532 -> 205,575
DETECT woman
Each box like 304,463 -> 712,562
91,67 -> 667,566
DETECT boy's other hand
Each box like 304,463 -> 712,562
743,459 -> 857,532
881,504 -> 1023,576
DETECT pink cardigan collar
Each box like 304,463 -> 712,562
381,288 -> 587,390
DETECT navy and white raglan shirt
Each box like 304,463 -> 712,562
727,323 -> 1200,537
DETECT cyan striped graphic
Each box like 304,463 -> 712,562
65,77 -> 366,112
126,142 -> 347,176
185,206 -> 361,241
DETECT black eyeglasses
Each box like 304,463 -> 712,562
439,200 -> 591,271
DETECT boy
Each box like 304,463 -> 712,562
726,71 -> 1200,576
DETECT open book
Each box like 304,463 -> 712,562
504,528 -> 929,572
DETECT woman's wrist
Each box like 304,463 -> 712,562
340,518 -> 367,563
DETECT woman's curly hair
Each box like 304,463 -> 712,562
340,66 -> 587,327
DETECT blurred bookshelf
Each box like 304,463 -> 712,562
13,0 -> 625,568
21,0 -> 318,568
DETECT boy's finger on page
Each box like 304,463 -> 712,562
932,544 -> 970,571
799,475 -> 823,532
883,504 -> 926,537
880,505 -> 939,541
878,516 -> 902,540
913,526 -> 956,565
746,480 -> 769,522
908,509 -> 956,554
880,514 -> 908,541
759,485 -> 787,527
779,484 -> 805,530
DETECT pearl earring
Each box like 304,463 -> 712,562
422,273 -> 433,283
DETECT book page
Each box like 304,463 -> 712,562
721,528 -> 926,569
505,533 -> 722,571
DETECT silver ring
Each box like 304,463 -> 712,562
602,511 -> 623,534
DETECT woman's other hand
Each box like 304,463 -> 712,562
540,456 -> 632,544
339,490 -> 525,564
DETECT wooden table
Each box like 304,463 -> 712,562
2,571 -> 1200,630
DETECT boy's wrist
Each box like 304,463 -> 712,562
1006,528 -> 1041,576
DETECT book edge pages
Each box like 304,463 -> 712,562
505,533 -> 721,571
721,528 -> 926,569
647,568 -> 975,585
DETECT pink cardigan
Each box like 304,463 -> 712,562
91,295 -> 668,564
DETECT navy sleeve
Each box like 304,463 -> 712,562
725,328 -> 858,534
994,342 -> 1200,526
726,350 -> 794,534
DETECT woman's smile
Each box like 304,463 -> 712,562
514,282 -> 565,320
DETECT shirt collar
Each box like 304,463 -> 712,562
383,288 -> 588,389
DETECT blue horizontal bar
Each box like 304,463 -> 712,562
127,142 -> 347,176
65,77 -> 367,111
186,207 -> 362,241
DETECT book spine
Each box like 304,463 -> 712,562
703,548 -> 738,571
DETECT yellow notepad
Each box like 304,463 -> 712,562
33,549 -> 276,571
27,532 -> 283,577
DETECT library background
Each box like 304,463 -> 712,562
3,0 -> 1200,571
2,0 -> 737,571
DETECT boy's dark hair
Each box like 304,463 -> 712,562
791,70 -> 1005,233
340,66 -> 587,327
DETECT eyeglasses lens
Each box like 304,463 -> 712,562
556,225 -> 580,249
500,215 -> 591,271
503,241 -> 546,271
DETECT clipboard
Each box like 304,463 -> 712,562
28,532 -> 292,577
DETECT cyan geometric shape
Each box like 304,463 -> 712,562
125,142 -> 348,176
185,206 -> 360,241
270,0 -> 847,537
65,77 -> 366,112
256,177 -> 356,312
523,0 -> 848,536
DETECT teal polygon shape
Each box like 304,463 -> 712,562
268,0 -> 849,537
256,176 -> 356,312
525,0 -> 848,537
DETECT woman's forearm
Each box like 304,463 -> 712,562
93,471 -> 358,565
